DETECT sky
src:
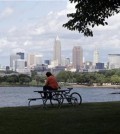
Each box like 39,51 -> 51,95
0,0 -> 120,66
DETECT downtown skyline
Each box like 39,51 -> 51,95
0,35 -> 120,67
0,0 -> 120,66
8,41 -> 118,67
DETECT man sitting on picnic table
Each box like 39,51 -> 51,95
43,72 -> 60,98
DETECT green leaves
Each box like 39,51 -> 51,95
63,0 -> 120,36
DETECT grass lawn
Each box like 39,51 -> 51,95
0,102 -> 120,134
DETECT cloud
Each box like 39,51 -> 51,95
0,7 -> 14,19
12,48 -> 25,54
8,26 -> 17,33
66,0 -> 76,13
94,14 -> 120,32
23,40 -> 32,46
0,38 -> 8,48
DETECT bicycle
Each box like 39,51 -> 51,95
50,88 -> 82,107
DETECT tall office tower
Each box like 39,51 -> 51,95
108,54 -> 120,69
35,55 -> 43,65
16,52 -> 24,59
93,47 -> 99,66
27,54 -> 35,68
10,54 -> 20,70
15,59 -> 25,71
53,36 -> 61,66
72,46 -> 83,71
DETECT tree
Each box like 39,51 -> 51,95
111,75 -> 120,84
19,74 -> 32,85
6,75 -> 19,84
57,71 -> 68,82
35,75 -> 45,86
63,0 -> 120,36
0,76 -> 4,83
95,73 -> 105,85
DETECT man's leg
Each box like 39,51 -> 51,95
43,86 -> 53,98
43,85 -> 48,98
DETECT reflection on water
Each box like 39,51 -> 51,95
0,87 -> 120,108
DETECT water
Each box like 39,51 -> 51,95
0,87 -> 120,108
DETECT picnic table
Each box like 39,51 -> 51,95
28,88 -> 82,108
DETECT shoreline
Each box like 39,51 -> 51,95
66,84 -> 120,89
0,84 -> 120,89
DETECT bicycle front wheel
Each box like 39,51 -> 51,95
70,92 -> 82,105
50,93 -> 63,108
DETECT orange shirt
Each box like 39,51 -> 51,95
45,75 -> 59,89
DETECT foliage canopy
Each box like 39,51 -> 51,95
63,0 -> 120,36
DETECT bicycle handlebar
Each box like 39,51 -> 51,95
67,88 -> 73,90
63,88 -> 73,94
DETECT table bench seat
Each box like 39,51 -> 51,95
28,98 -> 42,101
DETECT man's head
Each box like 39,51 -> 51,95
46,72 -> 52,77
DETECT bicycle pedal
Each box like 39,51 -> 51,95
67,98 -> 71,102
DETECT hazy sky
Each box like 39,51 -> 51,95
0,0 -> 120,66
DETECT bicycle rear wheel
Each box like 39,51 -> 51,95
50,93 -> 63,108
70,92 -> 82,105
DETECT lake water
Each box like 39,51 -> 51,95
0,87 -> 120,108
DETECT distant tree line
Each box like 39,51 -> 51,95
56,69 -> 120,86
0,74 -> 32,85
1,69 -> 120,86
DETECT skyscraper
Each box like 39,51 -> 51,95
72,46 -> 83,71
27,54 -> 35,68
10,54 -> 20,70
53,36 -> 61,66
108,54 -> 120,69
93,47 -> 99,66
16,52 -> 24,59
27,54 -> 43,68
35,55 -> 43,65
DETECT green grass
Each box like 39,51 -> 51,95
0,102 -> 120,134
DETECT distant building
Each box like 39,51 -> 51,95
15,59 -> 25,71
84,61 -> 93,70
10,54 -> 21,70
95,63 -> 104,70
35,55 -> 43,65
72,46 -> 83,71
27,54 -> 35,69
34,64 -> 48,72
44,60 -> 50,65
16,52 -> 24,59
6,66 -> 10,71
93,47 -> 99,66
53,36 -> 61,66
52,66 -> 66,75
25,61 -> 27,67
61,57 -> 70,66
27,54 -> 43,69
108,54 -> 120,69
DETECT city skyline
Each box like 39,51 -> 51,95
0,0 -> 120,66
1,37 -> 120,68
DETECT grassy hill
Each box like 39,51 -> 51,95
0,102 -> 120,134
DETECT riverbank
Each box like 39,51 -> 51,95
0,102 -> 120,134
66,84 -> 120,89
0,83 -> 120,89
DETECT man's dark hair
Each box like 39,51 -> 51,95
46,72 -> 52,77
